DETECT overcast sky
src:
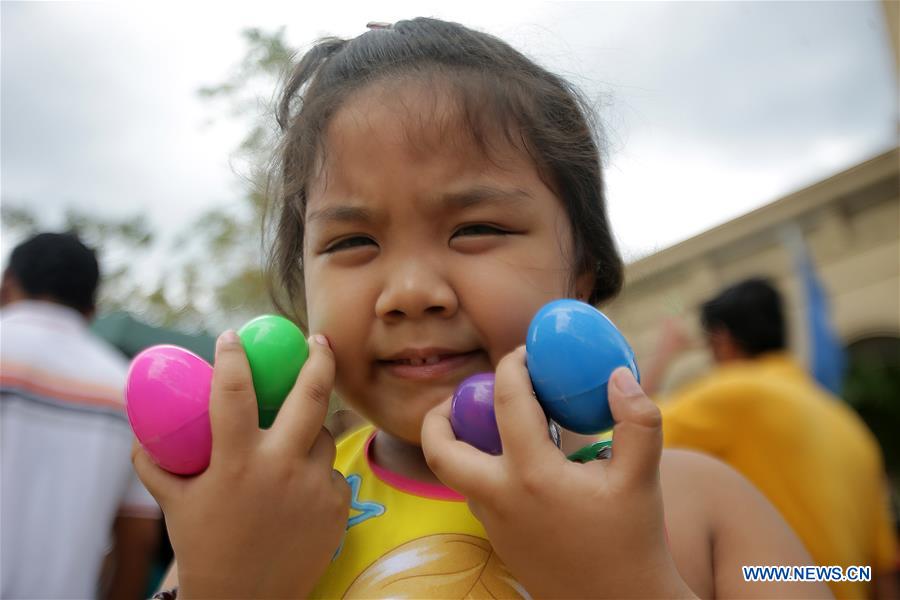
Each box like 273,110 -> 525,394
2,1 -> 897,271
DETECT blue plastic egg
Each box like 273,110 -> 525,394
526,299 -> 639,434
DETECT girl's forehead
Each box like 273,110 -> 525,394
304,78 -> 564,229
315,79 -> 528,187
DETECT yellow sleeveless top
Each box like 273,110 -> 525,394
311,426 -> 527,599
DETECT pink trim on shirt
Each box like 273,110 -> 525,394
364,432 -> 466,501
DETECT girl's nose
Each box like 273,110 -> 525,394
375,259 -> 459,322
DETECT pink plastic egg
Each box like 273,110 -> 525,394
125,345 -> 213,475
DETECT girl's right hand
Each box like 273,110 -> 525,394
133,331 -> 350,599
422,348 -> 695,599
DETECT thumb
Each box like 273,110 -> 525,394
607,367 -> 663,488
131,440 -> 182,509
272,333 -> 336,452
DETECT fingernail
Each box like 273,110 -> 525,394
311,334 -> 330,349
217,330 -> 239,350
613,368 -> 643,397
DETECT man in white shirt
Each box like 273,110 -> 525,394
1,232 -> 161,599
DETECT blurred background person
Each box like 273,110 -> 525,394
0,232 -> 160,600
646,277 -> 897,599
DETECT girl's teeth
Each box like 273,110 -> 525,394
404,356 -> 442,366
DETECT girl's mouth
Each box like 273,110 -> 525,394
380,351 -> 480,381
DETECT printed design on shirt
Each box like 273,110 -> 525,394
346,473 -> 386,528
344,533 -> 526,598
333,473 -> 386,561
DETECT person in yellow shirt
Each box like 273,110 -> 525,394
653,278 -> 898,599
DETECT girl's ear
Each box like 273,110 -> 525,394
574,270 -> 596,303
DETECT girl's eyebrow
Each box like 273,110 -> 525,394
307,185 -> 534,226
438,185 -> 535,211
307,204 -> 375,226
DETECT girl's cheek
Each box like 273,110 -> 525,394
303,266 -> 339,332
307,279 -> 370,357
459,286 -> 533,366
465,277 -> 572,367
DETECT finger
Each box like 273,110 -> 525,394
421,397 -> 498,497
333,468 -> 352,507
607,367 -> 663,487
209,330 -> 259,460
493,346 -> 559,468
131,440 -> 182,506
272,333 -> 335,453
309,426 -> 338,469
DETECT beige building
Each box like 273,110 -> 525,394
609,0 -> 899,390
606,147 -> 899,394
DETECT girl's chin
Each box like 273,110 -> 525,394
341,381 -> 465,444
340,402 -> 428,447
373,428 -> 428,455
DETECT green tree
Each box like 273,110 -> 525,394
174,26 -> 297,329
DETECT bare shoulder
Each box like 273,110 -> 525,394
660,449 -> 831,599
662,448 -> 802,542
660,447 -> 754,498
659,447 -> 801,550
660,446 -> 723,475
658,449 -> 722,598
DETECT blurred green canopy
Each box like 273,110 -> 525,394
91,311 -> 216,362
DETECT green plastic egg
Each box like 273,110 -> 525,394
237,315 -> 309,428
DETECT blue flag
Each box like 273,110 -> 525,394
791,235 -> 846,395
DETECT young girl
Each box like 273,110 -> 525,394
134,18 -> 832,599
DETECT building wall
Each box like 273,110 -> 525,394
883,0 -> 899,73
604,148 -> 899,394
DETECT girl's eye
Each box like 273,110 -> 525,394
324,236 -> 376,253
452,224 -> 508,238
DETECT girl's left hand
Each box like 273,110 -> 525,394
421,346 -> 696,599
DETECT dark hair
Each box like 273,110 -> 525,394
5,232 -> 100,314
701,277 -> 787,357
267,17 -> 623,326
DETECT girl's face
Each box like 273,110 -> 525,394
303,81 -> 592,445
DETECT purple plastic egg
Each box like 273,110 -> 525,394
450,373 -> 502,455
125,345 -> 213,475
